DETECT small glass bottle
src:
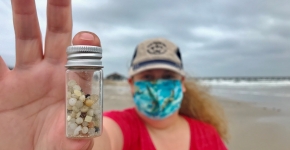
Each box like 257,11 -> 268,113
65,45 -> 103,139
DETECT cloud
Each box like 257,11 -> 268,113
0,0 -> 289,77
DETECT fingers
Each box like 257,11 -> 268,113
0,56 -> 9,79
11,0 -> 43,68
44,0 -> 72,64
72,31 -> 101,46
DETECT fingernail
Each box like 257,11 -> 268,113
80,32 -> 94,41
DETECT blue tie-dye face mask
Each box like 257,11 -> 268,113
133,79 -> 184,119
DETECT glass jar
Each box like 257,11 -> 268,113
65,45 -> 103,139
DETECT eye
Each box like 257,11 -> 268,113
162,74 -> 174,79
141,74 -> 154,80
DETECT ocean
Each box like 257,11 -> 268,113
198,78 -> 290,111
198,78 -> 290,125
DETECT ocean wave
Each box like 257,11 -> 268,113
212,89 -> 290,98
199,80 -> 290,87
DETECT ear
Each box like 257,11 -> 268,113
181,76 -> 186,93
128,77 -> 135,95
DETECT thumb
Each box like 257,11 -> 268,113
72,31 -> 101,46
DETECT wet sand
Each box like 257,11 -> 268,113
103,80 -> 290,150
218,97 -> 290,150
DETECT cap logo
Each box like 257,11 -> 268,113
147,41 -> 167,54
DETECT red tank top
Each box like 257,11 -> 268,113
104,108 -> 227,150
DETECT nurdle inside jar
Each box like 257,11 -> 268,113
66,79 -> 101,138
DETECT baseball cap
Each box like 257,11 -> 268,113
128,38 -> 185,77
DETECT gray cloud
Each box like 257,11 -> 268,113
0,0 -> 289,77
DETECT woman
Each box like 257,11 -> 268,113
95,38 -> 229,150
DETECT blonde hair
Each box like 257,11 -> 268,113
179,79 -> 229,143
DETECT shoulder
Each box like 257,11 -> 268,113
104,107 -> 142,135
183,116 -> 228,150
104,108 -> 142,150
101,109 -> 136,150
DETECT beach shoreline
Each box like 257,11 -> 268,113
103,81 -> 290,150
217,97 -> 290,150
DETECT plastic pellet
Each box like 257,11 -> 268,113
74,90 -> 82,97
76,117 -> 84,124
73,85 -> 81,91
81,106 -> 89,112
71,94 -> 79,99
94,127 -> 99,132
67,116 -> 71,121
82,127 -> 89,134
93,121 -> 99,127
85,116 -> 93,122
70,112 -> 76,118
67,105 -> 73,110
92,117 -> 97,121
72,106 -> 79,113
88,122 -> 94,128
91,103 -> 99,109
93,109 -> 101,115
68,80 -> 77,87
76,112 -> 81,118
87,109 -> 94,116
88,128 -> 95,135
69,123 -> 77,130
69,86 -> 74,93
80,112 -> 87,118
79,95 -> 86,102
75,100 -> 83,108
69,118 -> 76,123
90,94 -> 99,101
82,121 -> 88,127
69,98 -> 77,106
85,99 -> 94,107
73,125 -> 82,136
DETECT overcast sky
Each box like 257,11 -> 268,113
0,0 -> 289,77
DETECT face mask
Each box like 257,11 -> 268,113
133,79 -> 184,119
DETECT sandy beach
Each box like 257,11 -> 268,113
218,98 -> 290,150
102,80 -> 290,150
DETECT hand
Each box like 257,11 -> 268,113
0,0 -> 100,149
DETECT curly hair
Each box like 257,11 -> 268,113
179,79 -> 229,143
